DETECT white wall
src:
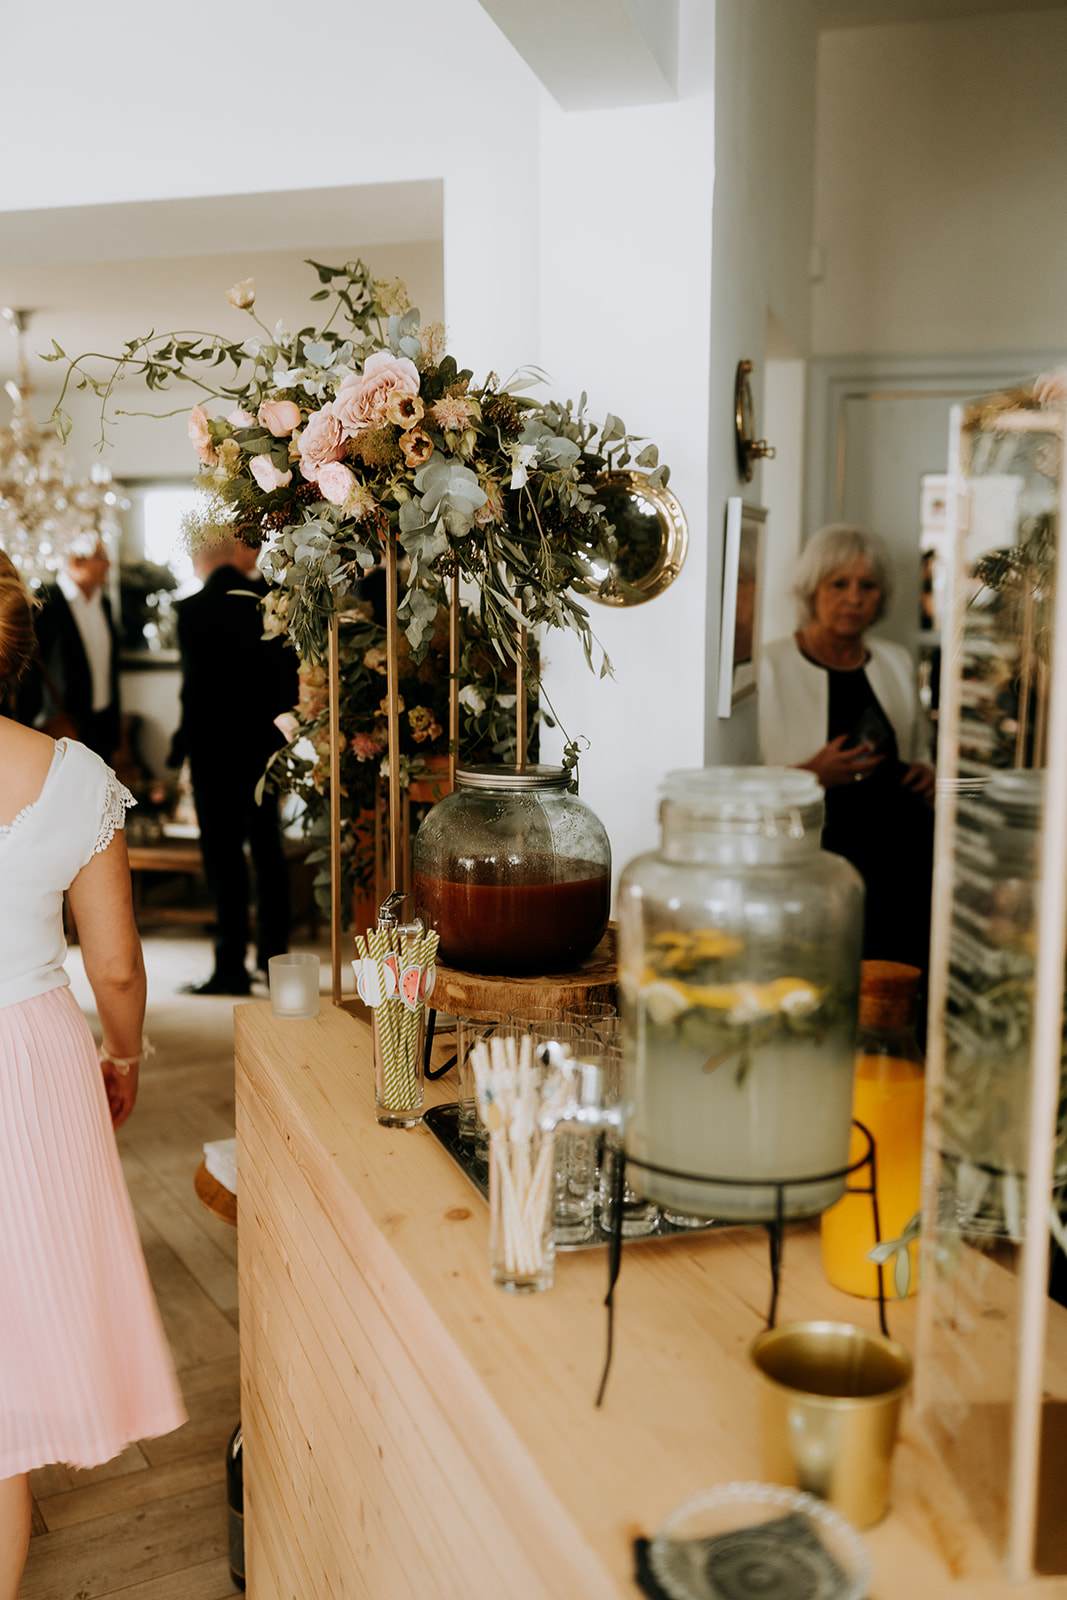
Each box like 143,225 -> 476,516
813,10 -> 1067,355
704,0 -> 820,763
761,358 -> 806,648
535,1 -> 716,879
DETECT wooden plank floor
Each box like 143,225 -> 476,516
20,929 -> 335,1599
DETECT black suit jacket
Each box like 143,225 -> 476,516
17,583 -> 120,750
172,567 -> 298,774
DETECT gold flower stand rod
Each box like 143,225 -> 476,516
328,545 -> 530,1005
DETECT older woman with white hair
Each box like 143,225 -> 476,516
759,524 -> 935,973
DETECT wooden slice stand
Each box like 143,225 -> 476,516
194,1160 -> 238,1227
430,926 -> 617,1017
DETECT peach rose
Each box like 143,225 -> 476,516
400,428 -> 433,468
334,350 -> 420,436
249,455 -> 293,492
227,407 -> 255,428
298,405 -> 347,479
187,405 -> 217,467
227,278 -> 255,309
315,461 -> 358,507
258,398 -> 302,437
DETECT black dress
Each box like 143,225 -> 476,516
812,654 -> 934,976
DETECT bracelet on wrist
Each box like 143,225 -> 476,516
98,1035 -> 155,1077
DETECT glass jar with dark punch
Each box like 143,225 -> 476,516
412,764 -> 611,974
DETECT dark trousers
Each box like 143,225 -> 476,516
190,759 -> 290,979
79,707 -> 120,764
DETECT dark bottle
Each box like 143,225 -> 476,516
226,1421 -> 245,1591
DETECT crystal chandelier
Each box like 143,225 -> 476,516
0,307 -> 125,585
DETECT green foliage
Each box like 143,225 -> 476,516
263,592 -> 538,909
46,259 -> 666,684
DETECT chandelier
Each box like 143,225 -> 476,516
0,307 -> 125,585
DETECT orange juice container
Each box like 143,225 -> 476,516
821,960 -> 924,1298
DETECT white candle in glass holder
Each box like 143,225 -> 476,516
268,954 -> 320,1018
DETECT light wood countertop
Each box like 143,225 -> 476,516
235,999 -> 1067,1599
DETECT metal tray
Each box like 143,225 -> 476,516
423,1102 -> 725,1251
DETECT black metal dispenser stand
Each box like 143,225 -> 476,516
596,1120 -> 888,1406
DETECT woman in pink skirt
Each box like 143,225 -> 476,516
0,553 -> 185,1597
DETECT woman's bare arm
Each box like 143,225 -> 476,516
65,831 -> 146,1128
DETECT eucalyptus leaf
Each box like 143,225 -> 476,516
303,339 -> 334,367
399,500 -> 430,535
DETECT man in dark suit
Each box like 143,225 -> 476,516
171,535 -> 298,996
19,540 -> 121,760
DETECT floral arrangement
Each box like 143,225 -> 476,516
50,260 -> 668,676
49,260 -> 667,907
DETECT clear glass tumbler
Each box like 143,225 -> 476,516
456,1011 -> 509,1147
597,1043 -> 662,1237
473,1027 -> 565,1293
508,1011 -> 594,1245
373,1002 -> 426,1128
489,1118 -> 557,1293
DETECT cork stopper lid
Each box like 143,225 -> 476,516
859,959 -> 921,1029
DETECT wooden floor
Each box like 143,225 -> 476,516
20,928 -> 336,1600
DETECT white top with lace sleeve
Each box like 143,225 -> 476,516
0,739 -> 135,1011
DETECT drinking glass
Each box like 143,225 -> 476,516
469,1023 -> 565,1293
373,1003 -> 426,1128
456,1011 -> 509,1147
489,1107 -> 557,1293
598,1043 -> 661,1237
564,1002 -> 617,1045
509,1011 -> 596,1245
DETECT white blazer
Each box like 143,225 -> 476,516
758,634 -> 927,769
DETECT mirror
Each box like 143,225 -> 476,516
578,470 -> 689,607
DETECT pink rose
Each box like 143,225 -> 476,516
228,407 -> 256,428
249,455 -> 293,492
334,350 -> 420,436
351,732 -> 383,762
315,461 -> 357,507
258,398 -> 302,437
187,405 -> 217,466
298,405 -> 347,478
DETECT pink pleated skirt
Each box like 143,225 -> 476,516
0,985 -> 186,1477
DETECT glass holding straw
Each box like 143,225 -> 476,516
354,921 -> 438,1128
471,1024 -> 570,1293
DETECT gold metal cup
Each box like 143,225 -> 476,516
750,1319 -> 912,1529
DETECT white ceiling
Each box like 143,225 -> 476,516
0,181 -> 443,389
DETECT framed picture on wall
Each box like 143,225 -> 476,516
717,498 -> 766,717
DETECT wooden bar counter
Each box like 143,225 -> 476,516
234,1000 -> 1067,1599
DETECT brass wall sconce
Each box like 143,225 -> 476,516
734,358 -> 776,482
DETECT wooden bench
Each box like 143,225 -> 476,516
126,835 -> 319,936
